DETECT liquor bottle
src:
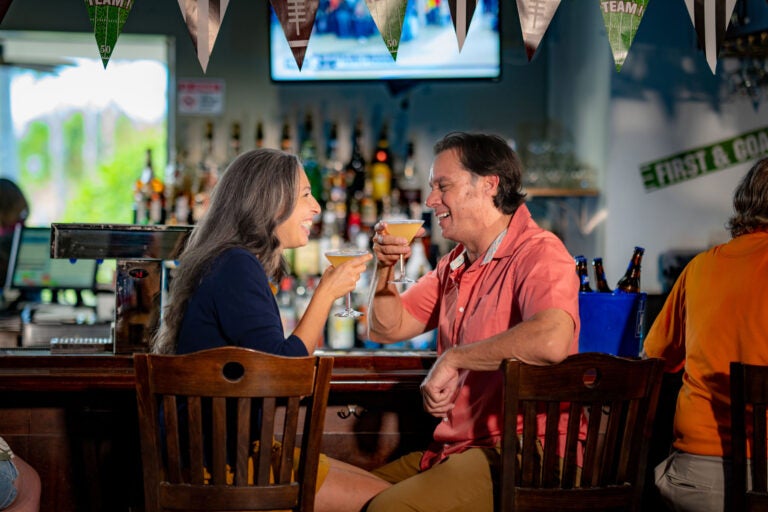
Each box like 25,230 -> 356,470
193,121 -> 218,223
327,298 -> 355,349
170,148 -> 193,225
254,120 -> 265,149
224,121 -> 241,172
592,257 -> 612,293
299,113 -> 324,206
575,255 -> 593,292
134,148 -> 166,225
345,120 -> 367,208
280,120 -> 293,152
616,246 -> 645,293
324,123 -> 347,237
398,141 -> 422,215
369,122 -> 392,204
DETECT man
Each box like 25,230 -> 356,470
645,156 -> 768,512
366,132 -> 580,511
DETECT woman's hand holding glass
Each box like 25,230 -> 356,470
322,248 -> 372,317
371,219 -> 427,284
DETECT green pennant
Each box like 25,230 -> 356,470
365,0 -> 408,61
600,0 -> 648,72
84,0 -> 135,69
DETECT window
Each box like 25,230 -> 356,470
0,30 -> 172,226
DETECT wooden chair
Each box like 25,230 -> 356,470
730,361 -> 768,511
500,352 -> 664,512
134,347 -> 333,512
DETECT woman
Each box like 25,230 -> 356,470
151,148 -> 389,512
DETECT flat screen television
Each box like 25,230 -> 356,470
4,225 -> 98,295
269,0 -> 501,82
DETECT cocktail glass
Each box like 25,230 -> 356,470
385,219 -> 424,284
325,248 -> 370,318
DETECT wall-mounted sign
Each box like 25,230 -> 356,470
640,126 -> 768,192
177,78 -> 225,115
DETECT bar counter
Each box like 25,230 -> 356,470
0,350 -> 436,392
0,350 -> 438,512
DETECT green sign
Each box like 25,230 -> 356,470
84,0 -> 135,69
640,127 -> 768,192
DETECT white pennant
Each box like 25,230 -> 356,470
516,0 -> 561,61
177,0 -> 230,73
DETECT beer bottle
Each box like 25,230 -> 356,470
575,255 -> 593,292
616,246 -> 645,293
592,257 -> 612,293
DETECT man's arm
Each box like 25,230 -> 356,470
366,263 -> 428,343
367,223 -> 429,343
421,308 -> 575,417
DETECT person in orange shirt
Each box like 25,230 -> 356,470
644,156 -> 768,512
366,132 -> 580,511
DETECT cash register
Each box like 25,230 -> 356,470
1,224 -> 112,352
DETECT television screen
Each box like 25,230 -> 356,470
5,225 -> 98,292
269,0 -> 500,82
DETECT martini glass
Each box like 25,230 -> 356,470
325,248 -> 370,318
385,219 -> 425,284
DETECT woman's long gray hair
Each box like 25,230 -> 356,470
727,156 -> 768,238
151,148 -> 301,354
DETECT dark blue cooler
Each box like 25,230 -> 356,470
578,292 -> 647,357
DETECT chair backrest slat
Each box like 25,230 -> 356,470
500,353 -> 664,512
731,362 -> 768,510
134,347 -> 333,512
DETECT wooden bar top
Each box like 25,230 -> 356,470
0,350 -> 436,393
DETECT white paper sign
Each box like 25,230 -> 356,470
177,78 -> 225,115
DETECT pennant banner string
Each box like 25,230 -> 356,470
270,0 -> 320,70
516,0 -> 561,61
0,0 -> 14,25
83,0 -> 135,69
683,0 -> 738,73
178,0 -> 230,73
448,0 -> 478,51
600,0 -> 648,72
365,0 -> 408,61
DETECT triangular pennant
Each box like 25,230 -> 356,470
364,0 -> 408,61
516,0 -> 561,61
600,0 -> 649,72
270,0 -> 320,70
683,0 -> 738,74
177,0 -> 231,73
83,0 -> 135,69
447,0 -> 478,52
0,0 -> 14,25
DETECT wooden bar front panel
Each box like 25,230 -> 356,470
0,353 -> 436,511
